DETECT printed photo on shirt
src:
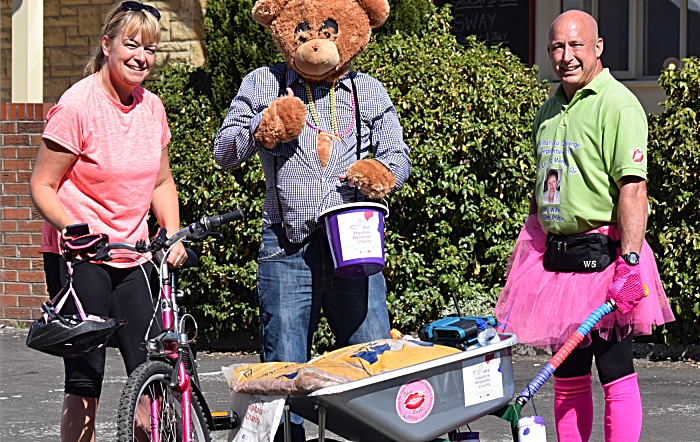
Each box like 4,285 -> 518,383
543,168 -> 561,205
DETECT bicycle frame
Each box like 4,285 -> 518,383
153,257 -> 194,442
73,211 -> 244,442
90,210 -> 244,442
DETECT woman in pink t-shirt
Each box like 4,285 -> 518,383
29,3 -> 186,441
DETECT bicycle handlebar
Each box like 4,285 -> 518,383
67,210 -> 245,263
205,210 -> 245,230
164,210 -> 245,248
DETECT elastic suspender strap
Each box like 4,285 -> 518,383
275,69 -> 287,227
278,69 -> 286,97
274,156 -> 284,227
350,73 -> 362,202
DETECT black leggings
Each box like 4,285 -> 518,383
554,329 -> 635,385
43,253 -> 160,398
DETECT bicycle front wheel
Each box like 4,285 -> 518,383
117,360 -> 211,442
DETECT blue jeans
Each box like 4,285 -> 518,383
256,223 -> 391,363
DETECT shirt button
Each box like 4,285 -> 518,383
321,177 -> 326,182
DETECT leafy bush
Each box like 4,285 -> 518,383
647,57 -> 700,344
148,65 -> 262,336
203,0 -> 282,114
150,3 -> 548,346
354,8 -> 548,332
374,0 -> 433,38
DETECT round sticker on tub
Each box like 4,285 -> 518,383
396,379 -> 435,423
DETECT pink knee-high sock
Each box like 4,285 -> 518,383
602,373 -> 642,442
554,373 -> 594,442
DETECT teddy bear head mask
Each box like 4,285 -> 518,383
253,0 -> 390,84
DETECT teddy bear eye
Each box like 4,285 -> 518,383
318,18 -> 338,39
295,22 -> 312,35
295,22 -> 312,44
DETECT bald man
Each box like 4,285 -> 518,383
495,11 -> 674,442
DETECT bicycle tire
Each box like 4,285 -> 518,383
117,360 -> 211,442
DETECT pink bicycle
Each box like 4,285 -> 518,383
71,211 -> 248,442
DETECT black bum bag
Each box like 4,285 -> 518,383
543,232 -> 620,273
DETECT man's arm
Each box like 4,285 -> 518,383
213,70 -> 269,169
364,81 -> 411,193
617,176 -> 648,255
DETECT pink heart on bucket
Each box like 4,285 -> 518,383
364,211 -> 374,221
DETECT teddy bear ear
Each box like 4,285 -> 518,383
357,0 -> 390,28
252,0 -> 290,27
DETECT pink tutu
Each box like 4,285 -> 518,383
495,215 -> 674,351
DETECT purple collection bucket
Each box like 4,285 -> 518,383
318,202 -> 389,279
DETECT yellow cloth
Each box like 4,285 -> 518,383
223,338 -> 460,395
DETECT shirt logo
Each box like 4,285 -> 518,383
630,148 -> 644,163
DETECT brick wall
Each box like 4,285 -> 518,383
1,0 -> 207,103
0,103 -> 53,325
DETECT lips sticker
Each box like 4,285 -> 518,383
396,379 -> 434,423
404,392 -> 425,409
630,148 -> 644,163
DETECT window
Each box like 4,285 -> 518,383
687,1 -> 700,59
644,1 -> 680,75
561,0 -> 700,79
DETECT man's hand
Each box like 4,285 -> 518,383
254,95 -> 307,149
608,256 -> 646,313
342,159 -> 397,199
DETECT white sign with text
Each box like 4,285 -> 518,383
462,355 -> 504,407
336,210 -> 382,260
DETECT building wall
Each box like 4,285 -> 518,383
0,103 -> 53,325
0,0 -> 12,103
1,0 -> 207,104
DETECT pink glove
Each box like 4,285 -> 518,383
608,256 -> 646,314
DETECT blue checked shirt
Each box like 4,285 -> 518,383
214,64 -> 412,243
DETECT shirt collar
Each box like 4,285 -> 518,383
287,68 -> 354,92
554,68 -> 613,105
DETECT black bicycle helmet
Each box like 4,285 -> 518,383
26,302 -> 126,358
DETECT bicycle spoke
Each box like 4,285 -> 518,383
118,361 -> 210,442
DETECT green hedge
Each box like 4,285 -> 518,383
647,57 -> 700,344
148,4 -> 547,349
149,1 -> 700,347
353,11 -> 547,331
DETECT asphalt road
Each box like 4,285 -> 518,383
1,327 -> 698,442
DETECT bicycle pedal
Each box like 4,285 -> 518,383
211,410 -> 238,431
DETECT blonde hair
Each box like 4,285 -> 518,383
84,2 -> 161,75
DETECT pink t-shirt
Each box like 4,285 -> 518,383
39,74 -> 171,267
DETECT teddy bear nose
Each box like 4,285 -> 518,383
295,39 -> 340,76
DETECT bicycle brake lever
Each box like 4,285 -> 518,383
149,228 -> 168,251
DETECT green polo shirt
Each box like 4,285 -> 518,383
533,69 -> 647,235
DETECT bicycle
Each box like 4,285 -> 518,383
66,211 -> 245,442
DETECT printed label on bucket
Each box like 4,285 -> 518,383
336,211 -> 382,260
396,379 -> 435,423
462,354 -> 504,407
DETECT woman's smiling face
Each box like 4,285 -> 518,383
102,31 -> 157,90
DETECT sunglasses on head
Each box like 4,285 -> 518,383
106,1 -> 161,27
